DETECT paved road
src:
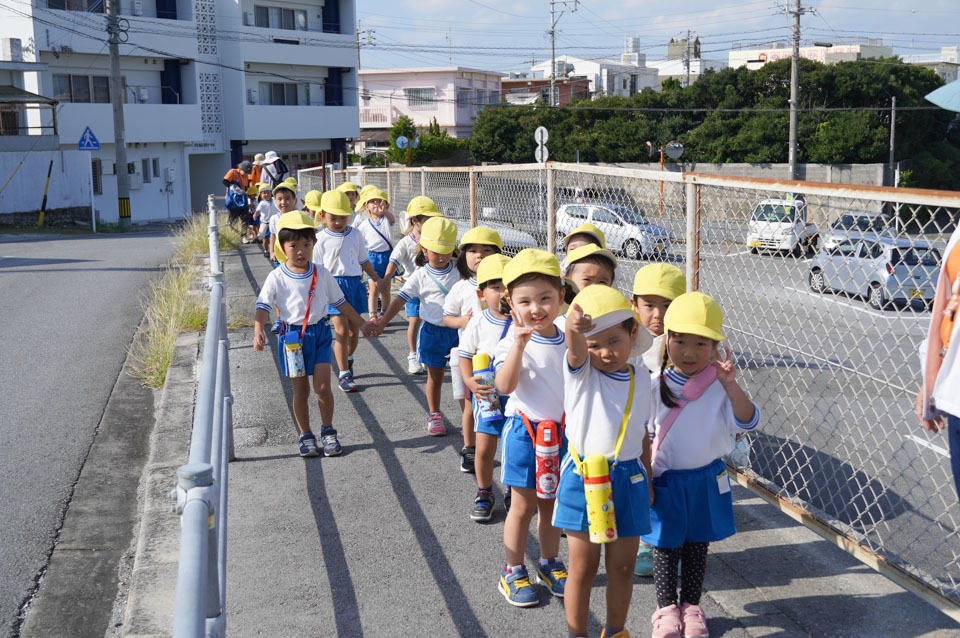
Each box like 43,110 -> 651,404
0,231 -> 173,638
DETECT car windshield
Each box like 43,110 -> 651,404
891,246 -> 941,267
752,204 -> 796,223
834,214 -> 889,232
610,206 -> 648,226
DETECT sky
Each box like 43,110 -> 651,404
355,0 -> 959,73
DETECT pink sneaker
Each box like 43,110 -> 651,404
680,603 -> 708,638
651,605 -> 682,638
427,413 -> 447,436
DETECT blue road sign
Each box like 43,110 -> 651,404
412,136 -> 420,149
395,135 -> 409,149
78,126 -> 100,151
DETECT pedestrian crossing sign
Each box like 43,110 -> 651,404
78,126 -> 100,151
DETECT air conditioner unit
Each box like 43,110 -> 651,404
132,0 -> 143,15
243,11 -> 254,26
247,88 -> 257,104
164,166 -> 176,183
138,86 -> 149,102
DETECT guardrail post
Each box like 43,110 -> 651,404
546,165 -> 556,254
684,180 -> 697,292
207,195 -> 222,283
171,463 -> 214,638
469,168 -> 477,228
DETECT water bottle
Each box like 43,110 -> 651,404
283,331 -> 306,378
535,420 -> 560,500
583,454 -> 617,544
471,353 -> 501,421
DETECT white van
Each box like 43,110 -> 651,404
746,198 -> 818,257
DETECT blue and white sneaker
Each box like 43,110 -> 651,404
298,433 -> 320,458
320,428 -> 342,457
536,558 -> 567,598
498,565 -> 538,607
338,371 -> 359,392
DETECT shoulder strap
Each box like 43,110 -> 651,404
568,365 -> 634,473
500,317 -> 513,340
424,267 -> 450,295
651,363 -> 719,457
367,218 -> 393,251
300,267 -> 318,339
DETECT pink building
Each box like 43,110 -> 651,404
357,66 -> 503,151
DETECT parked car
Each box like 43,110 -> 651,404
555,202 -> 671,259
746,198 -> 818,256
807,232 -> 941,310
821,212 -> 898,253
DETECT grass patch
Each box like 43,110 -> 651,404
128,212 -> 241,388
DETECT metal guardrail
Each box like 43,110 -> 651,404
170,194 -> 235,637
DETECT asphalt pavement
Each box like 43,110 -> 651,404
117,243 -> 960,637
0,230 -> 174,638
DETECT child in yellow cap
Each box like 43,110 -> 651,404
493,248 -> 568,607
378,196 -> 444,375
374,216 -> 461,436
336,181 -> 360,211
309,190 -> 382,392
254,183 -> 278,259
646,292 -> 759,638
457,253 -> 513,521
268,182 -> 300,266
352,187 -> 396,320
253,211 -> 374,458
562,222 -> 606,254
556,244 -> 619,333
442,226 -> 504,474
558,284 -> 654,638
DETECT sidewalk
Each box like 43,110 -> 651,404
121,244 -> 960,637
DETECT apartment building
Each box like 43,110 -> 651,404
728,40 -> 893,70
0,0 -> 358,220
529,54 -> 658,98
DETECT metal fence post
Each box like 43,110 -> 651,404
386,167 -> 392,204
171,463 -> 214,638
684,180 -> 697,292
420,168 -> 426,196
546,165 -> 556,255
469,168 -> 477,228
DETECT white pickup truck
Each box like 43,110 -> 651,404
746,198 -> 818,257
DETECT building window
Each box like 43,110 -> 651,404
71,75 -> 91,103
258,82 -> 309,105
47,0 -> 104,12
152,158 -> 160,178
141,158 -> 152,183
456,87 -> 470,108
405,88 -> 435,110
254,5 -> 307,30
53,74 -> 112,103
488,90 -> 498,105
91,159 -> 102,195
622,78 -> 627,90
92,76 -> 110,103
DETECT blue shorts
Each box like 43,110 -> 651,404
368,250 -> 391,279
641,458 -> 735,549
277,320 -> 333,376
265,227 -> 272,239
552,457 -> 652,537
405,297 -> 420,319
474,394 -> 509,436
500,414 -> 568,489
328,276 -> 366,316
417,321 -> 459,369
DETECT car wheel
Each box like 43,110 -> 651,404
868,283 -> 886,310
809,269 -> 825,293
750,246 -> 759,255
791,242 -> 803,258
623,239 -> 642,260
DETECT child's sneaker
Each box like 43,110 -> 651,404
338,371 -> 359,392
679,603 -> 708,638
298,433 -> 320,458
651,605 -> 682,638
471,489 -> 494,522
535,558 -> 567,598
320,429 -> 342,457
427,413 -> 446,436
459,446 -> 476,473
407,352 -> 421,375
498,565 -> 538,608
504,485 -> 512,512
634,544 -> 654,576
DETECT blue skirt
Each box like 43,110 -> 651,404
417,321 -> 459,369
552,457 -> 651,538
641,458 -> 736,548
276,320 -> 333,376
328,276 -> 366,316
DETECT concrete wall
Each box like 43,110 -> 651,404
0,150 -> 92,218
613,162 -> 889,187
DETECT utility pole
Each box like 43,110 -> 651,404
685,30 -> 691,88
786,0 -> 808,181
549,0 -> 578,108
889,96 -> 897,186
106,0 -> 130,226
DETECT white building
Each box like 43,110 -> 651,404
0,0 -> 359,221
646,58 -> 727,88
728,41 -> 893,71
902,46 -> 959,84
530,54 -> 658,98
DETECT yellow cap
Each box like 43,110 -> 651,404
664,292 -> 725,342
337,181 -> 359,193
476,254 -> 511,285
406,195 -> 442,218
419,217 -> 458,254
472,353 -> 492,371
273,211 -> 317,264
283,176 -> 298,186
258,182 -> 272,194
633,263 -> 687,300
564,244 -> 618,271
354,184 -> 379,212
502,248 -> 561,287
245,183 -> 258,196
313,189 -> 352,216
459,226 -> 503,251
273,183 -> 297,198
357,187 -> 389,211
563,223 -> 606,250
303,190 -> 323,212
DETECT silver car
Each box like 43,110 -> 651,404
820,212 -> 898,253
808,232 -> 941,310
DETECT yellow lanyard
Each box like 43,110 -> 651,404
569,365 -> 634,475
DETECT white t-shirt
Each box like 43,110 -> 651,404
442,278 -> 482,337
397,263 -> 459,326
389,233 -> 419,278
459,309 -> 512,361
564,361 -> 654,462
255,199 -> 279,225
312,226 -> 369,277
255,262 -> 345,324
353,215 -> 394,253
651,367 -> 760,477
493,325 -> 566,422
268,213 -> 281,238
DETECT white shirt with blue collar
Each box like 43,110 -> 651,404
255,262 -> 345,325
312,225 -> 369,277
442,277 -> 482,337
397,262 -> 459,326
493,325 -> 566,422
353,214 -> 394,253
459,308 -> 512,362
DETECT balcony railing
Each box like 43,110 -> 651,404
359,105 -> 391,126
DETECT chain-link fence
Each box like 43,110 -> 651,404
304,162 -> 960,617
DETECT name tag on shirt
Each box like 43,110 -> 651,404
717,470 -> 731,494
630,473 -> 645,484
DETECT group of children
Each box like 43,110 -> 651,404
250,186 -> 760,638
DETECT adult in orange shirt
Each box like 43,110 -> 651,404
222,160 -> 253,236
250,153 -> 265,186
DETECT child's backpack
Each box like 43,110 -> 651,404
225,183 -> 247,212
